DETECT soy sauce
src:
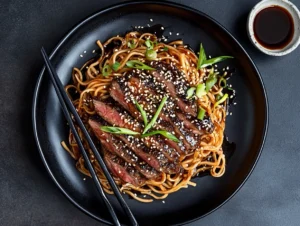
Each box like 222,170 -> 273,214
254,6 -> 294,50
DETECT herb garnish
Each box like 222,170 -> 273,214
126,60 -> 154,70
143,96 -> 168,134
142,130 -> 180,143
102,64 -> 112,76
197,43 -> 233,68
100,126 -> 140,135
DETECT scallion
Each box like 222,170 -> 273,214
201,56 -> 233,68
142,130 -> 179,143
145,39 -> 154,49
126,60 -> 154,70
163,46 -> 168,51
197,107 -> 206,120
197,43 -> 207,69
146,49 -> 157,61
134,100 -> 148,126
112,62 -> 120,71
196,83 -> 206,98
102,64 -> 112,77
186,87 -> 196,99
219,77 -> 227,88
127,40 -> 136,49
143,96 -> 168,134
100,126 -> 140,135
205,74 -> 217,92
214,93 -> 228,107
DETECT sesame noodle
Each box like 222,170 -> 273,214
63,31 -> 227,202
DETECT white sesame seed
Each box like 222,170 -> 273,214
150,18 -> 153,22
92,50 -> 95,53
162,201 -> 165,203
161,27 -> 164,30
80,54 -> 83,57
176,33 -> 179,36
83,178 -> 86,181
84,50 -> 86,53
169,32 -> 172,35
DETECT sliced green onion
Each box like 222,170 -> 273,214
219,77 -> 227,88
205,74 -> 217,92
146,49 -> 157,61
143,96 -> 168,134
197,43 -> 207,69
112,62 -> 120,71
186,87 -> 196,99
126,60 -> 155,70
214,93 -> 228,107
201,56 -> 233,68
100,126 -> 140,135
134,100 -> 148,126
145,39 -> 154,49
196,83 -> 206,98
102,64 -> 112,77
216,94 -> 223,101
163,46 -> 169,51
127,40 -> 136,49
197,107 -> 206,120
142,130 -> 179,143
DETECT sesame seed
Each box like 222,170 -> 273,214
84,50 -> 86,53
80,54 -> 83,57
169,32 -> 172,35
162,201 -> 165,203
176,33 -> 179,36
161,26 -> 164,30
92,50 -> 95,53
83,178 -> 86,181
150,18 -> 153,22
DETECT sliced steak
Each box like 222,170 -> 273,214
118,135 -> 181,174
88,119 -> 161,179
93,99 -> 141,132
103,150 -> 146,187
151,70 -> 197,117
93,98 -> 181,162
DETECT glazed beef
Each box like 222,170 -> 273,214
88,63 -> 215,186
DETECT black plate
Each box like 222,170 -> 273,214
32,1 -> 268,225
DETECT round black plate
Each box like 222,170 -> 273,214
32,1 -> 268,225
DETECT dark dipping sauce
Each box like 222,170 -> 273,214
254,6 -> 294,50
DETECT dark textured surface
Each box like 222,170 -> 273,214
0,0 -> 299,225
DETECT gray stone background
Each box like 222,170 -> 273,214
0,0 -> 299,225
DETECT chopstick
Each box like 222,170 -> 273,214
41,47 -> 138,226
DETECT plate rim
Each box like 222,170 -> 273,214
32,1 -> 269,225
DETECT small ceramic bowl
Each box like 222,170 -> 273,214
247,0 -> 300,56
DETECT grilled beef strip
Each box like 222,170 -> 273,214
91,103 -> 181,173
128,76 -> 202,151
110,80 -> 185,154
93,99 -> 181,162
88,119 -> 162,180
103,150 -> 146,187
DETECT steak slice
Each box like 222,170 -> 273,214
93,98 -> 181,162
151,70 -> 197,117
128,76 -> 194,152
88,119 -> 161,180
110,80 -> 185,155
103,150 -> 146,187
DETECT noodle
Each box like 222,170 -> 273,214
64,32 -> 229,202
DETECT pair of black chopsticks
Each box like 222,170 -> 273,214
41,47 -> 138,226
